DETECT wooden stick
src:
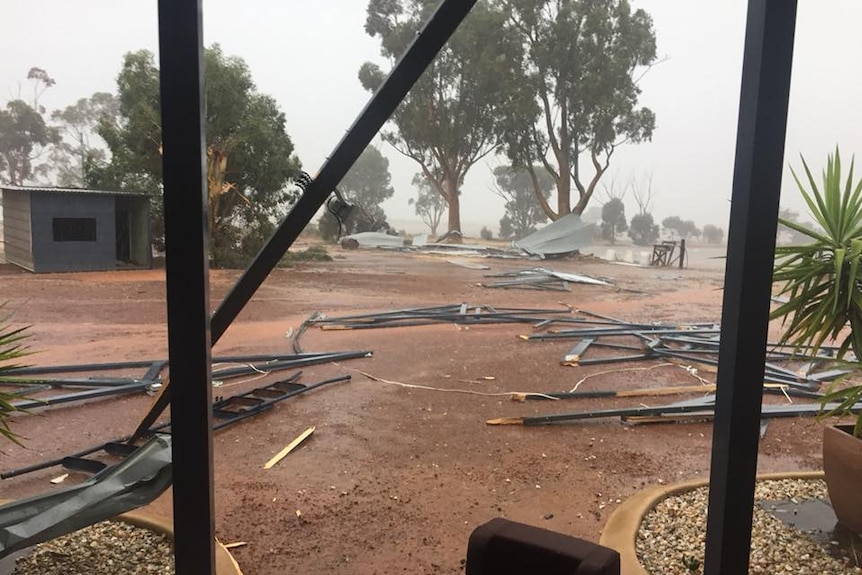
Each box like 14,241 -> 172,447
263,426 -> 315,469
486,417 -> 524,426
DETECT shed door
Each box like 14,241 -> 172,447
116,209 -> 131,262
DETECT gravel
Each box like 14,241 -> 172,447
12,520 -> 174,575
636,479 -> 862,575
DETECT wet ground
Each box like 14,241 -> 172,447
0,244 -> 834,574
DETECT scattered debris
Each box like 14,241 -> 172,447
223,541 -> 248,550
491,309 -> 858,428
446,258 -> 491,270
481,267 -> 610,292
487,399 -> 862,427
306,304 -> 572,331
263,426 -> 316,469
49,473 -> 69,484
0,434 -> 173,559
1,372 -> 353,480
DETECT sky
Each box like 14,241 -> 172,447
2,0 -> 861,235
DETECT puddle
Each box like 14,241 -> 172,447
759,498 -> 862,567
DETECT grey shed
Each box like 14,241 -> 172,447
1,186 -> 152,273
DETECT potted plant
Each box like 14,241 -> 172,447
771,147 -> 862,533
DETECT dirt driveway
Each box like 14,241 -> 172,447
0,246 -> 826,574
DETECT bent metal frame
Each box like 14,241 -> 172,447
153,0 -> 798,573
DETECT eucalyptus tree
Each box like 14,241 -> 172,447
500,0 -> 657,220
359,0 -> 523,235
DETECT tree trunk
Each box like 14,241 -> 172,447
444,177 -> 462,240
556,173 -> 571,218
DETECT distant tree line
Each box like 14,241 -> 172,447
4,0 -> 665,257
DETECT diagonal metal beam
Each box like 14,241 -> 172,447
131,0 -> 478,439
211,0 -> 477,340
703,1 -> 797,573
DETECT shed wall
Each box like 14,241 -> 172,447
1,190 -> 34,270
30,193 -> 117,272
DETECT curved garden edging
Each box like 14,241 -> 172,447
598,471 -> 825,575
118,509 -> 244,575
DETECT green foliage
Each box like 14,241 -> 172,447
662,216 -> 701,239
628,213 -> 659,246
500,0 -> 657,220
773,150 -> 862,357
90,46 -> 302,265
318,146 -> 395,242
361,0 -> 522,234
409,173 -> 447,237
771,149 -> 862,435
493,165 -> 551,239
601,198 -> 627,243
0,99 -> 59,185
681,555 -> 701,573
702,224 -> 725,244
0,307 -> 30,445
280,246 -> 332,266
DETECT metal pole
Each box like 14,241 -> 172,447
156,0 -> 215,572
703,1 -> 797,574
678,238 -> 685,269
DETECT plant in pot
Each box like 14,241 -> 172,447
771,147 -> 862,534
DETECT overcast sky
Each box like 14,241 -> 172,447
3,0 -> 861,234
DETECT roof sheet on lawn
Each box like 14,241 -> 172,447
514,213 -> 595,257
343,231 -> 405,248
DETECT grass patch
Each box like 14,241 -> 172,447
280,245 -> 333,266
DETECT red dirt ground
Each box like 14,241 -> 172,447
0,246 -> 828,574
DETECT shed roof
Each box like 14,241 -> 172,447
1,185 -> 150,198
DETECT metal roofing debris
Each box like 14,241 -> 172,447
491,309 -> 859,428
0,434 -> 172,558
487,400 -> 862,426
513,212 -> 596,257
446,258 -> 491,270
305,303 -> 573,331
481,267 -> 610,291
342,231 -> 405,248
0,351 -> 370,414
1,371 -> 354,480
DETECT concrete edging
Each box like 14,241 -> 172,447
598,471 -> 825,575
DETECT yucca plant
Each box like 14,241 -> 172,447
0,305 -> 30,445
771,148 -> 862,436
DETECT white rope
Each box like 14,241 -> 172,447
333,363 -> 560,401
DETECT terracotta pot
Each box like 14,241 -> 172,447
823,424 -> 862,535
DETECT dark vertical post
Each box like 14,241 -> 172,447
156,0 -> 215,573
678,239 -> 685,269
703,1 -> 796,574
